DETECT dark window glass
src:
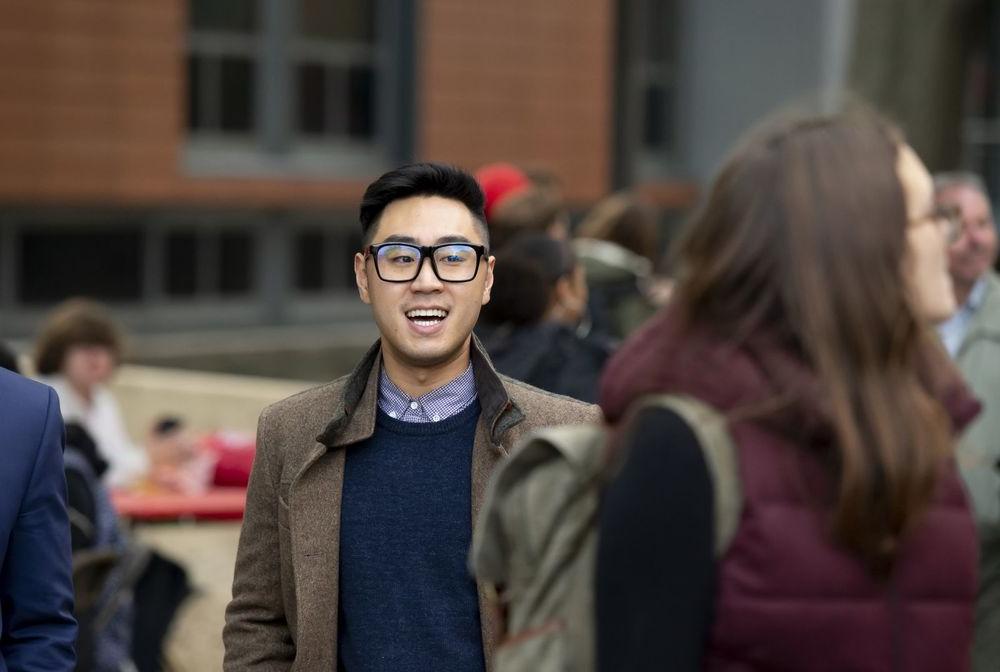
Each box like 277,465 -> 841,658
295,231 -> 326,291
298,0 -> 375,41
642,84 -> 673,151
298,63 -> 327,135
190,0 -> 258,33
187,56 -> 203,130
347,65 -> 375,139
219,230 -> 254,294
165,231 -> 198,296
342,228 -> 363,287
19,229 -> 143,304
219,57 -> 255,132
643,0 -> 676,64
329,66 -> 349,135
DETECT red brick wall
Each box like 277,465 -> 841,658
419,0 -> 615,204
0,0 -> 614,209
0,1 -> 184,205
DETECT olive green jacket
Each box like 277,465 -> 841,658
953,271 -> 1000,672
222,337 -> 601,671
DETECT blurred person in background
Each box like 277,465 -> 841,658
64,423 -> 112,552
574,193 -> 665,339
65,419 -> 192,672
63,422 -> 134,672
34,299 -> 149,489
934,171 -> 1000,672
0,367 -> 77,670
224,163 -> 599,670
145,416 -> 216,494
478,232 -> 613,402
475,162 -> 532,223
0,342 -> 19,373
595,105 -> 978,671
488,186 -> 570,249
475,162 -> 569,249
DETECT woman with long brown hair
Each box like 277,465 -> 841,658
595,105 -> 979,671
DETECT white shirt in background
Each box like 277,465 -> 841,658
40,375 -> 149,489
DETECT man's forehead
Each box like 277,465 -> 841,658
939,184 -> 992,212
373,196 -> 486,243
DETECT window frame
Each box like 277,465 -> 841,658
184,0 -> 414,178
615,0 -> 685,185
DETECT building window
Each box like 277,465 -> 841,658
165,230 -> 199,297
292,225 -> 361,293
19,228 -> 144,305
186,0 -> 407,175
294,229 -> 326,292
295,0 -> 377,141
962,2 -> 1000,200
219,230 -> 255,295
187,0 -> 259,136
161,227 -> 257,299
638,1 -> 678,155
617,0 -> 681,183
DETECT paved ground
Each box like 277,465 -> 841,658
135,521 -> 242,672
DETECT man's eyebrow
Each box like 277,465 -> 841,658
373,234 -> 480,245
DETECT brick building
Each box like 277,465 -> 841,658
16,0 -> 982,341
1,0 -> 641,337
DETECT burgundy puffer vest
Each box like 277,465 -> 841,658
600,307 -> 980,672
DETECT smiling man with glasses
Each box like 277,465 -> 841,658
224,163 -> 600,672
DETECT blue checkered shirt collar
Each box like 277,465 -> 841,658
938,275 -> 990,357
377,361 -> 478,423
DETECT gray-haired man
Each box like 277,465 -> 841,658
935,171 -> 1000,672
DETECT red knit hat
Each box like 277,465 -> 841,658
475,162 -> 531,221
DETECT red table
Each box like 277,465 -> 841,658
111,487 -> 247,522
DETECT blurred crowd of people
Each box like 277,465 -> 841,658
220,101 -> 1000,672
457,107 -> 1000,670
4,96 -> 1000,671
472,162 -> 669,402
4,300 -> 251,498
1,301 -> 254,671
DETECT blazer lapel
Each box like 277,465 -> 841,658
288,447 -> 345,666
287,348 -> 381,665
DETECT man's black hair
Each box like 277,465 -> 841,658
153,415 -> 184,436
359,162 -> 488,245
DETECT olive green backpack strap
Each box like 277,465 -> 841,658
631,394 -> 742,557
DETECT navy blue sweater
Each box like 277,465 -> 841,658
337,401 -> 486,672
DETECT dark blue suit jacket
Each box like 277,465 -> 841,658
0,369 -> 76,671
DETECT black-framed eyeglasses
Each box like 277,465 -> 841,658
912,204 -> 962,245
932,203 -> 962,244
366,242 -> 488,283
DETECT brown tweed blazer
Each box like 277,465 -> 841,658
223,336 -> 601,671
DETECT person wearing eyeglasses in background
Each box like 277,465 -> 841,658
595,105 -> 978,672
934,172 -> 1000,672
223,163 -> 599,671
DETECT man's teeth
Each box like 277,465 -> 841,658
406,309 -> 447,319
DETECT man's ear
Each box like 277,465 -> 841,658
481,255 -> 496,305
354,252 -> 371,304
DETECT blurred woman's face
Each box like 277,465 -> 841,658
63,344 -> 116,391
898,144 -> 957,324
